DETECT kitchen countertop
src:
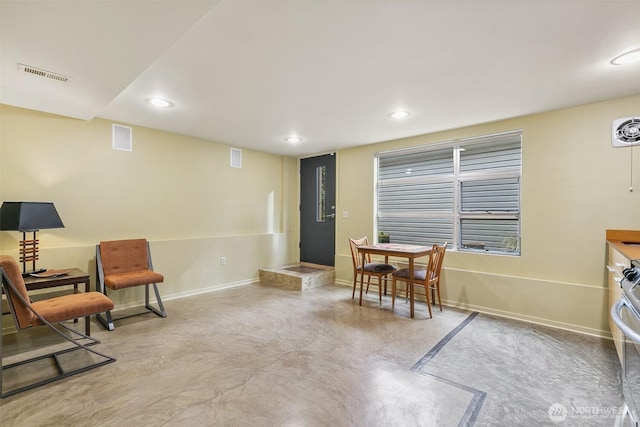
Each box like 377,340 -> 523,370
607,229 -> 640,261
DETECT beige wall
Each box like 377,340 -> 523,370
335,94 -> 640,337
3,94 -> 640,337
0,105 -> 299,308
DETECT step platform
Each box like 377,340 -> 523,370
258,263 -> 335,291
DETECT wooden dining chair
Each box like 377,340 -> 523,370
391,242 -> 447,318
0,255 -> 116,398
349,237 -> 397,305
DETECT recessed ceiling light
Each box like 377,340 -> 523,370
285,136 -> 302,143
390,111 -> 411,119
610,48 -> 640,66
147,97 -> 174,108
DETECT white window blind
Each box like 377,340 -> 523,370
376,130 -> 522,254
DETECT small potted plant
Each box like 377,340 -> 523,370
378,231 -> 390,243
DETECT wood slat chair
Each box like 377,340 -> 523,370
349,237 -> 397,305
391,242 -> 447,318
0,255 -> 115,398
96,239 -> 166,331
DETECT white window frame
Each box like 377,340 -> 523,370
375,130 -> 522,255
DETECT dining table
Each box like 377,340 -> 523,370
357,243 -> 433,318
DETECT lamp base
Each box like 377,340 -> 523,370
22,268 -> 46,277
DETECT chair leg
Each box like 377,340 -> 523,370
146,283 -> 167,318
378,277 -> 383,305
1,320 -> 115,398
391,279 -> 414,311
97,283 -> 166,331
435,282 -> 442,311
352,273 -> 358,299
96,310 -> 115,331
425,284 -> 433,319
96,287 -> 116,331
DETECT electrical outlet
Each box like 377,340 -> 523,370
220,257 -> 226,265
342,211 -> 349,219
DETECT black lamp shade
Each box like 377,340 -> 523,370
0,202 -> 65,232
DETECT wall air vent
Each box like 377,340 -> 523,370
18,63 -> 72,83
612,117 -> 640,147
230,148 -> 242,168
112,124 -> 132,151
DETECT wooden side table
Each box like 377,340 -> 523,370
22,268 -> 92,335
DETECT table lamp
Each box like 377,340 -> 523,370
0,201 -> 65,276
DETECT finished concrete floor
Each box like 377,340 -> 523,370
0,283 -> 625,426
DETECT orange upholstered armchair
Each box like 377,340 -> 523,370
0,255 -> 115,398
96,238 -> 166,331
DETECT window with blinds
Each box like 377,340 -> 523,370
376,130 -> 521,255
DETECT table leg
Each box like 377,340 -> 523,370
359,252 -> 366,305
409,258 -> 415,318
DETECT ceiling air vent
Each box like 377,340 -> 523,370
612,117 -> 640,147
18,63 -> 72,83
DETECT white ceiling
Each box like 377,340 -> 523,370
2,0 -> 640,157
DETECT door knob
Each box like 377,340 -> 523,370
326,213 -> 336,219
